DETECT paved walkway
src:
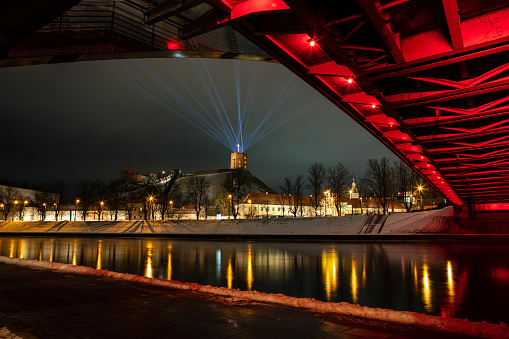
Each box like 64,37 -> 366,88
0,263 -> 477,339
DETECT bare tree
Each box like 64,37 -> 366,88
49,181 -> 68,221
223,169 -> 250,219
33,190 -> 51,220
106,180 -> 123,221
327,162 -> 351,216
393,160 -> 419,212
280,175 -> 304,217
308,162 -> 326,216
91,180 -> 107,221
215,190 -> 230,218
260,200 -> 270,217
0,186 -> 16,221
122,182 -> 138,221
188,176 -> 209,220
362,157 -> 392,214
355,178 -> 369,214
77,180 -> 93,221
156,177 -> 175,220
277,194 -> 286,217
293,175 -> 304,217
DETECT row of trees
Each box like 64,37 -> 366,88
0,182 -> 66,221
282,157 -> 441,216
1,158 -> 442,221
0,168 -> 253,221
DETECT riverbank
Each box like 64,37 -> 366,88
0,207 -> 461,237
1,256 -> 506,338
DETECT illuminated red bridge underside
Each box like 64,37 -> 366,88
163,0 -> 509,209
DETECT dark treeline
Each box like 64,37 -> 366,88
282,157 -> 443,215
0,158 -> 444,221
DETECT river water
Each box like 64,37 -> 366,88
1,236 -> 508,324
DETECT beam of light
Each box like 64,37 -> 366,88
100,58 -> 321,152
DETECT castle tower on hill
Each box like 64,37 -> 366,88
230,152 -> 248,170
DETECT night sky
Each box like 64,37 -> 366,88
0,57 -> 396,192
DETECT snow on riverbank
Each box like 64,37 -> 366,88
0,215 -> 368,235
0,207 -> 464,235
381,207 -> 455,233
0,256 -> 507,338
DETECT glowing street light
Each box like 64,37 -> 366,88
347,78 -> 354,84
228,194 -> 232,219
169,200 -> 173,219
248,199 -> 252,219
75,199 -> 80,221
417,186 -> 423,210
98,201 -> 104,221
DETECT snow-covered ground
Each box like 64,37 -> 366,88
0,208 -> 463,235
381,207 -> 455,233
0,215 -> 368,235
0,256 -> 507,338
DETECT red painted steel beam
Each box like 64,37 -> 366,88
356,0 -> 405,64
442,0 -> 463,50
390,78 -> 509,108
366,38 -> 509,80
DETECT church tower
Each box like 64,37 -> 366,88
349,178 -> 359,199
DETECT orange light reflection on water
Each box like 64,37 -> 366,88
322,250 -> 338,301
422,263 -> 432,312
145,242 -> 153,278
227,257 -> 233,289
247,246 -> 253,291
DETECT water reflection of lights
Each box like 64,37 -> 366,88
322,250 -> 338,301
72,240 -> 77,265
50,239 -> 54,262
447,261 -> 455,302
96,240 -> 102,270
351,257 -> 358,304
422,263 -> 432,312
216,249 -> 221,278
247,246 -> 253,291
9,239 -> 14,257
227,257 -> 233,289
19,239 -> 25,259
167,245 -> 172,281
145,242 -> 153,278
413,263 -> 418,291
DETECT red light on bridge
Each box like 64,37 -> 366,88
167,41 -> 180,51
371,104 -> 376,109
347,78 -> 354,84
309,39 -> 316,47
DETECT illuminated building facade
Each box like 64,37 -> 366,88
230,152 -> 248,170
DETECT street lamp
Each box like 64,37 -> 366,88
248,199 -> 252,219
13,200 -> 18,221
228,194 -> 232,219
42,203 -> 46,221
0,204 -> 4,221
418,186 -> 423,210
75,199 -> 80,221
349,190 -> 353,215
148,196 -> 154,220
98,201 -> 104,221
169,200 -> 173,219
23,200 -> 28,221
